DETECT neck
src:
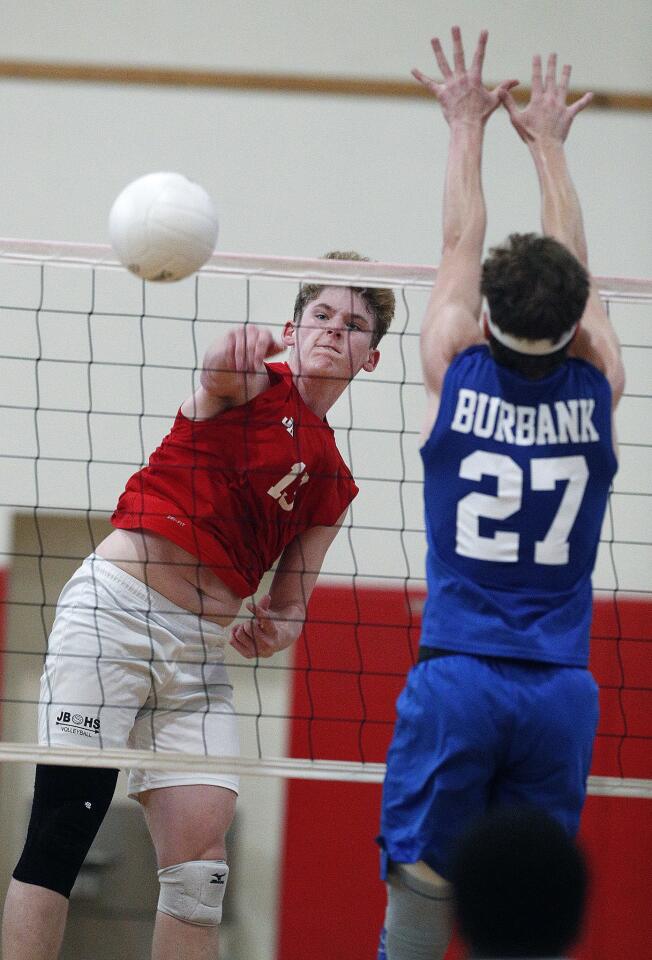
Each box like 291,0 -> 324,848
289,367 -> 347,420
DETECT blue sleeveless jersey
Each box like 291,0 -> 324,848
420,345 -> 617,666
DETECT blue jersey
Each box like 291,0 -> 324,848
420,345 -> 617,666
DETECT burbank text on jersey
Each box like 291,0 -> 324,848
451,388 -> 600,445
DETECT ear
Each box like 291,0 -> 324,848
283,320 -> 296,347
362,348 -> 381,373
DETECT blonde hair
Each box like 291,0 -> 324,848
292,251 -> 394,348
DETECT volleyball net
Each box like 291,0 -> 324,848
0,240 -> 650,798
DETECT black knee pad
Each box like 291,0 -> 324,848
13,763 -> 119,898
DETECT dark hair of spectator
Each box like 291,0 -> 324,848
450,806 -> 588,958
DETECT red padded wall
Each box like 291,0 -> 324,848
277,586 -> 652,960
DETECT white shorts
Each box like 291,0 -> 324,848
39,554 -> 240,797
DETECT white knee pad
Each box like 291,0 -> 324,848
157,859 -> 229,926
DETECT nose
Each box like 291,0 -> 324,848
325,318 -> 343,338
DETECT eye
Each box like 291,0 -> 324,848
346,319 -> 362,331
315,312 -> 328,321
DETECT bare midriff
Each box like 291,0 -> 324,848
95,528 -> 243,626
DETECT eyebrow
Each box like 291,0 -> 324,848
312,302 -> 371,327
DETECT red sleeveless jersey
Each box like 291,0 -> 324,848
111,362 -> 358,597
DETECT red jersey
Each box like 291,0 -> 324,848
111,362 -> 358,597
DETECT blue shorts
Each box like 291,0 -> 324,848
378,652 -> 599,880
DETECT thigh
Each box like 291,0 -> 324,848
39,560 -> 154,751
141,784 -> 237,867
128,637 -> 240,797
496,665 -> 599,834
380,656 -> 503,879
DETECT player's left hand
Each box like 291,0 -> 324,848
500,53 -> 593,146
412,26 -> 518,128
230,594 -> 292,659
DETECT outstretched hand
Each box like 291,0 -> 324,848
412,26 -> 518,127
500,53 -> 593,145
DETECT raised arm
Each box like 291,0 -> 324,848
181,325 -> 285,420
413,27 -> 517,438
500,55 -> 625,406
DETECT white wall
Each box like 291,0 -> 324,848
0,1 -> 650,276
3,0 -> 650,88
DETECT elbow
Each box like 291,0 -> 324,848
441,223 -> 486,262
441,232 -> 462,255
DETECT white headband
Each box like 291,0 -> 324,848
486,315 -> 578,356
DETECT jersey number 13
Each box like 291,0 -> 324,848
456,451 -> 589,565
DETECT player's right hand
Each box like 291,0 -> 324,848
198,324 -> 286,409
221,324 -> 286,376
224,324 -> 285,373
411,27 -> 518,128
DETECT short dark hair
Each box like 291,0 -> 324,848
293,251 -> 395,348
450,807 -> 588,958
481,233 -> 589,378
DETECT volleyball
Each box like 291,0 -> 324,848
108,172 -> 219,282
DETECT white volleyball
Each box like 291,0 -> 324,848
109,172 -> 219,282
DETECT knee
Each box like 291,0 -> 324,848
13,764 -> 118,898
390,861 -> 451,894
384,861 -> 453,960
157,860 -> 229,926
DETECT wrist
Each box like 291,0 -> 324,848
448,121 -> 485,161
449,119 -> 485,138
530,140 -> 569,183
275,604 -> 305,644
528,136 -> 566,161
279,622 -> 301,650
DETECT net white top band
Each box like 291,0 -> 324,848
0,239 -> 650,300
486,315 -> 578,356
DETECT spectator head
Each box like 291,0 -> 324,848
450,807 -> 588,958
